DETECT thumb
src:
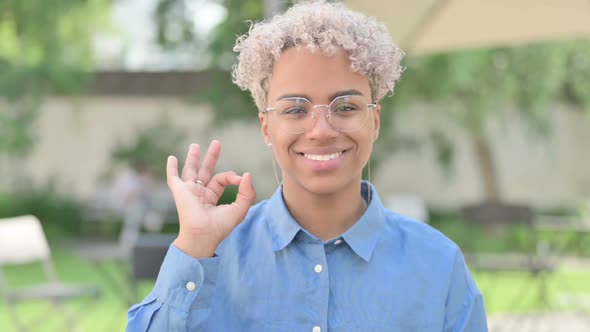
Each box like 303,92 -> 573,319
231,172 -> 256,221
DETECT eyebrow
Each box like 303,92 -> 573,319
275,89 -> 365,102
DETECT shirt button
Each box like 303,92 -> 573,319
314,264 -> 323,273
334,239 -> 343,245
186,281 -> 197,291
313,326 -> 321,332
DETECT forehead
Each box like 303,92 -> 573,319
267,46 -> 371,103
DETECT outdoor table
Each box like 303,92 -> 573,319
131,234 -> 176,281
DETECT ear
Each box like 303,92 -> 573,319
372,103 -> 381,142
259,111 -> 270,145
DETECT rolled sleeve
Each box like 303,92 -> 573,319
127,244 -> 220,331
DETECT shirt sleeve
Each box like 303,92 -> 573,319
443,247 -> 489,332
126,244 -> 220,332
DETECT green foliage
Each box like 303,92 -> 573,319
429,208 -> 590,256
0,181 -> 85,236
155,0 -> 197,49
197,0 -> 266,124
0,0 -> 109,157
189,1 -> 590,146
563,42 -> 590,110
109,117 -> 187,181
152,0 -> 268,123
0,102 -> 39,156
155,0 -> 590,201
384,40 -> 590,200
199,70 -> 258,125
393,40 -> 590,132
218,183 -> 239,205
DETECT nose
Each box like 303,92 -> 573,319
306,106 -> 339,138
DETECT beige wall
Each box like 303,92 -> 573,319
19,96 -> 590,210
25,96 -> 276,199
374,103 -> 590,209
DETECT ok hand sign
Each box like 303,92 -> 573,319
168,140 -> 256,258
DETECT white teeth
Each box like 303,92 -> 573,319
303,152 -> 342,161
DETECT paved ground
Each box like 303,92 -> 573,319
488,313 -> 590,332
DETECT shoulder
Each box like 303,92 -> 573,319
377,210 -> 472,293
382,209 -> 461,261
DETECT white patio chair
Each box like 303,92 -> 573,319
0,215 -> 100,332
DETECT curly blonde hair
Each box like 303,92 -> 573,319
232,0 -> 405,111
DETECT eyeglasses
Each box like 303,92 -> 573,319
263,95 -> 377,134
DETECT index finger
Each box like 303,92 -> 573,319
166,155 -> 180,185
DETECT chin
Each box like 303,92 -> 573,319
294,173 -> 358,196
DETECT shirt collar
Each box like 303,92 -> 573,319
340,182 -> 386,262
265,186 -> 302,252
265,181 -> 386,262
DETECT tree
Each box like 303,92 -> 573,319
155,0 -> 293,124
156,0 -> 590,203
0,0 -> 109,157
389,41 -> 590,202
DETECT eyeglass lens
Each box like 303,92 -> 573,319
273,95 -> 371,133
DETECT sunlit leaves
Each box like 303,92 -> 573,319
0,0 -> 108,157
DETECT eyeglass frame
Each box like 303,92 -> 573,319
262,94 -> 378,134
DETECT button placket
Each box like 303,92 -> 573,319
306,240 -> 328,332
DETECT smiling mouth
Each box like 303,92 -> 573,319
302,152 -> 344,161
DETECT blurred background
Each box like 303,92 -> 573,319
1,0 -> 589,331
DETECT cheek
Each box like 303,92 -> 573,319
266,121 -> 282,144
356,132 -> 376,158
271,135 -> 296,157
360,127 -> 376,145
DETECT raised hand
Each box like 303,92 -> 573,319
168,140 -> 256,258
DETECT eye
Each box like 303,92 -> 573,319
332,103 -> 359,113
281,106 -> 307,115
280,106 -> 308,115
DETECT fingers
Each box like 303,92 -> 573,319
206,171 -> 242,202
231,172 -> 256,221
166,155 -> 179,185
181,144 -> 201,182
196,140 -> 221,185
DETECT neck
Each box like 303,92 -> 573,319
282,180 -> 368,241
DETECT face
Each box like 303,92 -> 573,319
260,46 -> 381,196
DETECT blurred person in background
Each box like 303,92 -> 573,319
110,160 -> 152,214
111,160 -> 164,246
127,1 -> 488,331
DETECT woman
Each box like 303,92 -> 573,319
127,1 -> 488,331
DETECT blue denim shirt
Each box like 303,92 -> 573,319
127,182 -> 488,331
